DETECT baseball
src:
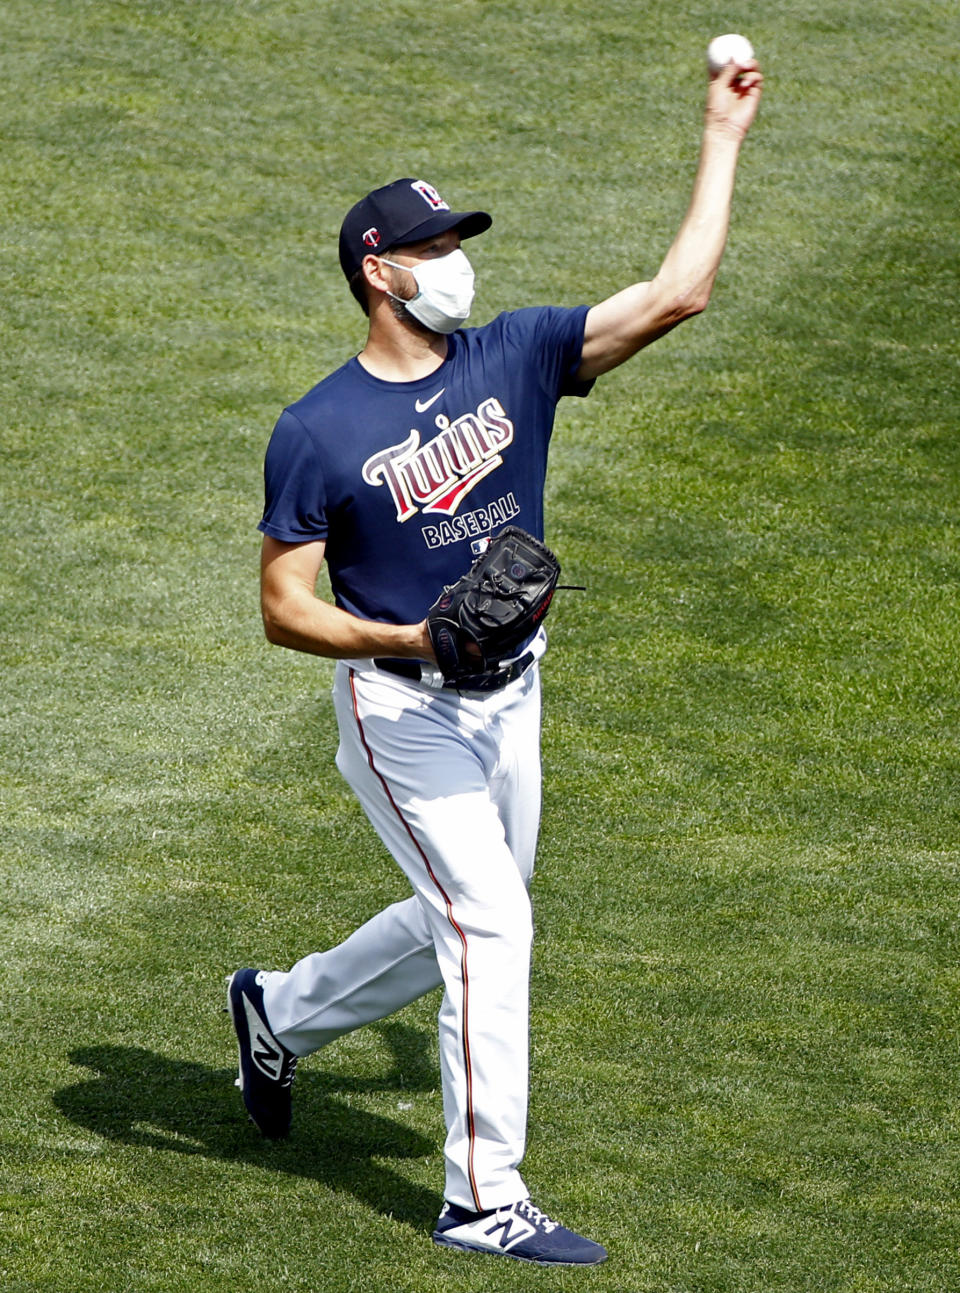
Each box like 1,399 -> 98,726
707,33 -> 755,74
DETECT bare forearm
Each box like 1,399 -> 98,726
653,123 -> 744,312
262,589 -> 431,660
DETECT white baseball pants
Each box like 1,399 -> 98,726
261,654 -> 543,1212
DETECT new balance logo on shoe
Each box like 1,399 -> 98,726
482,1210 -> 538,1251
242,993 -> 283,1080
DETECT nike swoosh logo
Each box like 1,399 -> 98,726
415,388 -> 445,413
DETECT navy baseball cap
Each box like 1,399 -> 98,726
338,178 -> 492,282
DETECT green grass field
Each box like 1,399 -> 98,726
2,1 -> 959,1289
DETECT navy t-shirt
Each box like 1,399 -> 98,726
259,305 -> 592,624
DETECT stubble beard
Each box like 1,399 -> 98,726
388,292 -> 436,337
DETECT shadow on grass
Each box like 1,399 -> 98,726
53,1020 -> 442,1231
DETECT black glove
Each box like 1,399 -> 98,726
426,526 -> 560,691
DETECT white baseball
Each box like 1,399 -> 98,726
707,33 -> 755,73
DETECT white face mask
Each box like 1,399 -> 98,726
381,248 -> 475,334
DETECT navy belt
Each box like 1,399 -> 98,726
372,658 -> 422,682
373,652 -> 535,693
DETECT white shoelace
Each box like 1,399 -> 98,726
514,1199 -> 559,1233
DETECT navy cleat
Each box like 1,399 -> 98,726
226,968 -> 298,1139
432,1198 -> 607,1266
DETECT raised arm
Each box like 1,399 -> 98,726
577,57 -> 763,382
260,535 -> 432,659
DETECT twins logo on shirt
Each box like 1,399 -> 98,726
361,396 -> 514,523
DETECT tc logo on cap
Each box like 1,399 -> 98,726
362,227 -> 381,248
410,180 -> 450,212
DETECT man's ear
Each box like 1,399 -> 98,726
362,253 -> 391,298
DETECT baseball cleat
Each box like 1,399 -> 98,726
432,1198 -> 607,1266
226,968 -> 298,1139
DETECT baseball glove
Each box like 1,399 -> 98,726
426,525 -> 560,691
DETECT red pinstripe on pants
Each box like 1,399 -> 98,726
348,668 -> 482,1211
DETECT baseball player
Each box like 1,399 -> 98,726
228,58 -> 762,1267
